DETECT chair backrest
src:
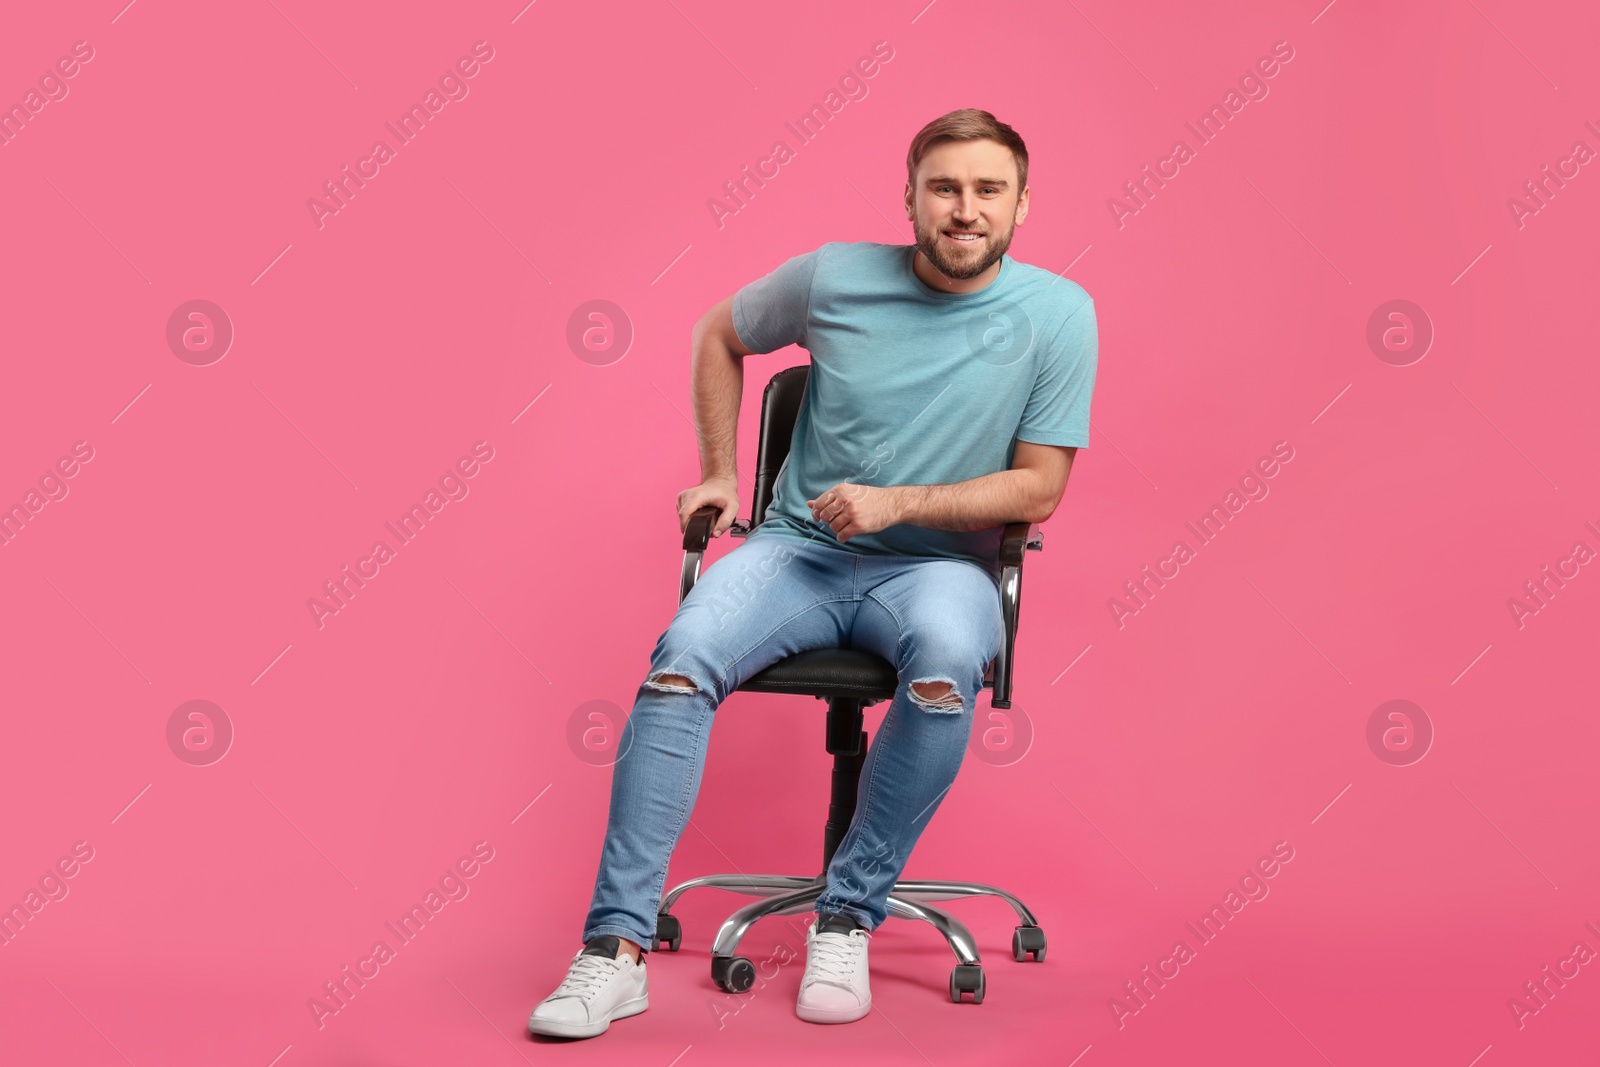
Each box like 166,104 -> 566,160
751,364 -> 810,528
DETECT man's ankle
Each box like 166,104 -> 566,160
617,937 -> 643,964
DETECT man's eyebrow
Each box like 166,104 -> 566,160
924,175 -> 1010,189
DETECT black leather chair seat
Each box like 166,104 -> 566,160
738,649 -> 899,700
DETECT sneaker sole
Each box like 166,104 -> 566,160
795,998 -> 871,1024
528,994 -> 648,1039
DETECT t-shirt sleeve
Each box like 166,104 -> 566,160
731,247 -> 823,354
1015,297 -> 1098,448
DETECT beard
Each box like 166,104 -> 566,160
911,210 -> 1015,281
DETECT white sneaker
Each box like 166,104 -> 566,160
796,913 -> 872,1024
528,937 -> 648,1039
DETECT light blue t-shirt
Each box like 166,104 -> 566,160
732,240 -> 1098,587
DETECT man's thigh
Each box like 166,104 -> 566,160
848,559 -> 1004,705
644,531 -> 857,700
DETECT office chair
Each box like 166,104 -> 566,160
656,363 -> 1048,1004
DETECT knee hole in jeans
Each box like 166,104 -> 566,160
645,672 -> 698,694
909,677 -> 963,713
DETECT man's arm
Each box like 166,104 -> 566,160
679,247 -> 819,534
690,295 -> 754,480
896,441 -> 1076,527
809,441 -> 1076,541
679,295 -> 754,535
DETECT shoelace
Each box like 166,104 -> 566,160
805,928 -> 868,988
552,953 -> 623,1000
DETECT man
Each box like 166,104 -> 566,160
529,108 -> 1098,1038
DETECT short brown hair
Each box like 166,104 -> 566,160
905,109 -> 1029,192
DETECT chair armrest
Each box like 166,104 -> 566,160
999,520 -> 1043,565
990,522 -> 1043,709
679,505 -> 720,604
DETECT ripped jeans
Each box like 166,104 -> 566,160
581,524 -> 1004,946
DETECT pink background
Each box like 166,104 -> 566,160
2,1 -> 1596,1064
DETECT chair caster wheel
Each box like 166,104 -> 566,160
1012,925 -> 1047,962
652,914 -> 682,952
950,964 -> 985,1003
712,955 -> 756,993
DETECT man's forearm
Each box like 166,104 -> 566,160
690,331 -> 743,480
887,470 -> 1051,531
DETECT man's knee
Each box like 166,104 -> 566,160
909,678 -> 964,713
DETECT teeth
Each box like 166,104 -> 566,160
948,233 -> 981,241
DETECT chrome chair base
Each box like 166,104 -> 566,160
657,872 -> 1047,1002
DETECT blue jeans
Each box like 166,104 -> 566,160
582,524 -> 1004,946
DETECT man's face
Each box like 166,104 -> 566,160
905,138 -> 1029,281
